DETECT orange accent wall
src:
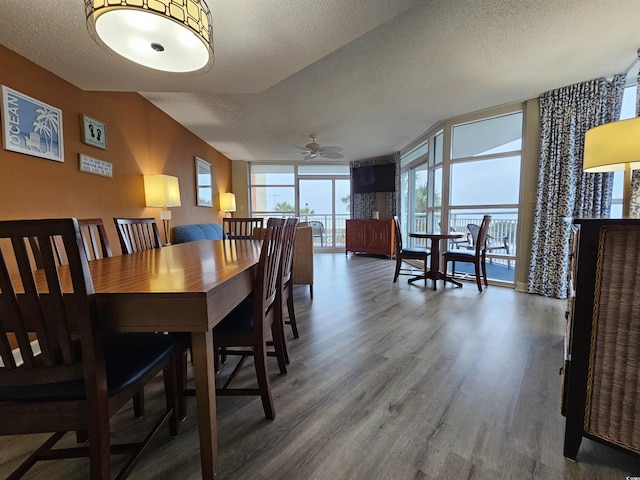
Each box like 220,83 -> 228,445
0,44 -> 231,254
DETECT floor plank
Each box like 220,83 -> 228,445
2,253 -> 640,479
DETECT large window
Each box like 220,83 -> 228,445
610,82 -> 638,217
400,142 -> 429,245
401,108 -> 523,285
249,163 -> 350,250
250,164 -> 295,214
449,112 -> 522,281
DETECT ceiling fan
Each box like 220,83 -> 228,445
297,136 -> 344,160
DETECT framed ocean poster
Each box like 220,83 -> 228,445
1,85 -> 64,162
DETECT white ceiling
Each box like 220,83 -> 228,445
1,0 -> 640,163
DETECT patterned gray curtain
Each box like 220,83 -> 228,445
528,74 -> 626,298
384,152 -> 401,219
628,49 -> 640,217
350,160 -> 376,219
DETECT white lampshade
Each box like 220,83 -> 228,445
584,117 -> 640,173
584,117 -> 640,217
85,0 -> 214,74
144,174 -> 181,208
220,192 -> 236,212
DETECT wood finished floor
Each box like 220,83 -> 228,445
2,253 -> 640,479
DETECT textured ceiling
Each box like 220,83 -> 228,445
1,0 -> 639,163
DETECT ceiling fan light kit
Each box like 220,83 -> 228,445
85,0 -> 214,74
298,136 -> 344,160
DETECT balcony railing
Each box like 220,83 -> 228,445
255,211 -> 518,268
411,213 -> 518,268
299,214 -> 350,247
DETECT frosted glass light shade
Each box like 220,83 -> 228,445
85,0 -> 214,74
583,117 -> 640,173
220,192 -> 236,212
144,174 -> 181,208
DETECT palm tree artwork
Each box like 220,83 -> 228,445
30,106 -> 60,155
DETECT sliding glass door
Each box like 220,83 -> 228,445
298,176 -> 350,249
249,163 -> 350,251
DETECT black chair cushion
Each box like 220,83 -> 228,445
213,297 -> 254,337
0,333 -> 177,402
444,249 -> 476,260
401,246 -> 430,255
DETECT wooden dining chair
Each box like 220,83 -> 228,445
28,218 -> 147,417
466,222 -> 509,263
259,218 -> 299,364
28,218 -> 112,267
0,218 -> 182,479
209,224 -> 287,419
280,217 -> 299,341
223,217 -> 263,240
443,215 -> 491,292
77,218 -> 113,260
392,216 -> 431,283
113,217 -> 163,254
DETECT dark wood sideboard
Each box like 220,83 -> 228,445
345,219 -> 395,258
562,217 -> 640,460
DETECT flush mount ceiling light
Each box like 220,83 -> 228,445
85,0 -> 214,74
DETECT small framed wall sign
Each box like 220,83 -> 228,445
195,156 -> 214,207
79,154 -> 113,178
1,85 -> 64,162
82,114 -> 107,149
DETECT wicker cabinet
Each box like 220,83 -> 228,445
562,218 -> 640,460
345,219 -> 394,258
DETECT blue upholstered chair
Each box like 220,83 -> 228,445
173,223 -> 224,244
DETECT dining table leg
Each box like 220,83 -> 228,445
191,331 -> 219,480
407,236 -> 463,290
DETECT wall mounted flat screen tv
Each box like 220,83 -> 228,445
352,163 -> 396,193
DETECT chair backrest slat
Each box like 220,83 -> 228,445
78,219 -> 112,261
113,218 -> 163,254
223,217 -> 264,240
253,225 -> 284,334
281,218 -> 298,285
0,219 -> 94,385
477,215 -> 492,254
467,215 -> 492,259
29,218 -> 112,267
393,216 -> 403,252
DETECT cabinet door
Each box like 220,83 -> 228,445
366,221 -> 390,249
346,221 -> 366,250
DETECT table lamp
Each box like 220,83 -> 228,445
220,192 -> 236,217
144,174 -> 181,244
583,116 -> 640,217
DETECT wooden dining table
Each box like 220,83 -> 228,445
89,239 -> 262,480
408,231 -> 464,290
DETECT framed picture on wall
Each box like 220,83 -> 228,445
1,85 -> 64,162
82,114 -> 107,149
196,156 -> 214,207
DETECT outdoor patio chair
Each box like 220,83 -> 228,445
308,221 -> 325,246
467,222 -> 509,263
